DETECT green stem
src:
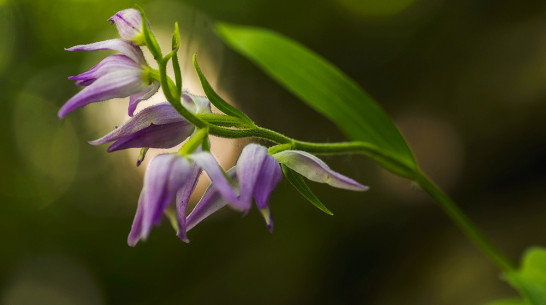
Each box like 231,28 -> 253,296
415,171 -> 515,272
144,23 -> 513,271
157,58 -> 207,129
199,116 -> 515,272
179,127 -> 209,155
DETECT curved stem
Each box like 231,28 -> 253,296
201,117 -> 516,272
157,58 -> 207,129
146,29 -> 514,271
415,171 -> 515,272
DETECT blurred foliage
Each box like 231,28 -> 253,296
0,0 -> 545,304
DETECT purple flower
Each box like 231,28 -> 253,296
128,151 -> 240,246
88,103 -> 193,153
185,144 -> 282,237
273,150 -> 369,191
108,9 -> 144,44
89,93 -> 211,161
58,39 -> 159,118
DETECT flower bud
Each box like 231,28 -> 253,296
108,9 -> 145,44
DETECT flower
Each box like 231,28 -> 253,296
185,144 -> 282,236
184,145 -> 369,240
128,151 -> 240,246
273,150 -> 369,191
58,39 -> 159,118
108,8 -> 144,44
89,92 -> 211,157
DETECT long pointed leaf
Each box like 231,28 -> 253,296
193,53 -> 252,123
281,164 -> 333,215
216,23 -> 417,178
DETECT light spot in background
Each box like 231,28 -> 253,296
379,111 -> 464,201
337,0 -> 418,18
1,253 -> 104,305
10,92 -> 79,209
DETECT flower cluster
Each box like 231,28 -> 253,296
59,8 -> 369,246
58,8 -> 158,118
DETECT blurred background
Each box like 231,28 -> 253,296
0,0 -> 545,304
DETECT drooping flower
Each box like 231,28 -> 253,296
89,92 -> 211,156
58,39 -> 159,118
185,144 -> 281,237
128,151 -> 240,246
89,103 -> 194,153
108,8 -> 145,44
273,150 -> 369,191
184,145 -> 369,240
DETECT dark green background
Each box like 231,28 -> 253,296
0,0 -> 545,304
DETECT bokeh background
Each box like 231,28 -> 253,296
0,0 -> 545,304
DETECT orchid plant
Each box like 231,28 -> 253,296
58,8 -> 546,305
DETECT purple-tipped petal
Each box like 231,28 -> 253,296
190,152 -> 240,206
140,154 -> 193,240
253,154 -> 282,210
235,144 -> 268,211
186,169 -> 237,232
234,144 -> 281,231
175,165 -> 202,243
107,122 -> 194,152
89,103 -> 193,152
58,68 -> 147,118
259,206 -> 274,232
69,54 -> 138,87
128,81 -> 160,116
66,38 -> 145,65
108,9 -> 143,42
273,150 -> 369,191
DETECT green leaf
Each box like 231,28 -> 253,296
193,53 -> 253,123
216,23 -> 417,178
172,22 -> 182,95
505,247 -> 546,305
484,300 -> 528,305
281,164 -> 333,215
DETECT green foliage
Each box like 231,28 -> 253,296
193,53 -> 253,123
505,248 -> 546,305
215,23 -> 417,178
281,164 -> 333,215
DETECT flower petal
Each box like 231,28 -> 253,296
235,144 -> 268,211
140,154 -> 192,239
66,38 -> 145,65
189,152 -> 240,206
273,150 -> 369,191
185,168 -> 237,232
58,69 -> 146,118
68,54 -> 138,87
253,153 -> 282,210
94,104 -> 193,152
182,92 -> 212,115
175,164 -> 202,243
127,187 -> 146,247
128,81 -> 160,116
108,9 -> 143,41
107,122 -> 194,152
